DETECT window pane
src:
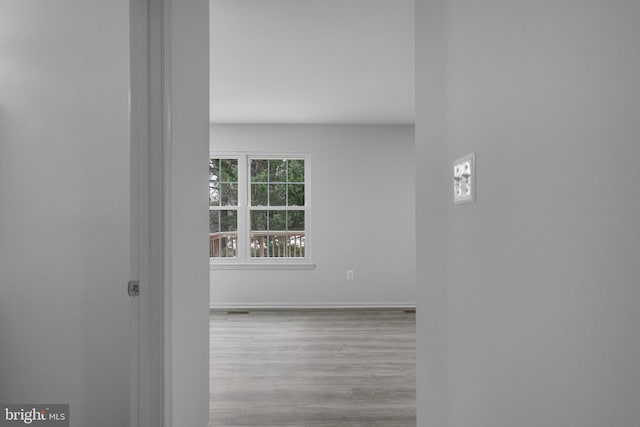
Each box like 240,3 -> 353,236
269,210 -> 286,231
250,210 -> 267,257
251,184 -> 267,206
269,159 -> 287,182
250,159 -> 268,183
269,235 -> 284,257
251,210 -> 267,231
286,234 -> 305,258
209,210 -> 220,234
220,210 -> 237,232
210,210 -> 237,258
250,234 -> 267,257
220,159 -> 238,182
221,183 -> 238,206
209,210 -> 219,257
287,211 -> 305,231
209,182 -> 220,206
269,184 -> 286,206
218,234 -> 237,258
288,159 -> 304,183
287,211 -> 305,258
210,158 -> 220,179
268,211 -> 286,258
209,159 -> 220,206
254,234 -> 288,258
250,210 -> 289,258
287,184 -> 304,206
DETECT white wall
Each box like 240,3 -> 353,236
210,124 -> 416,308
415,0 -> 449,425
416,0 -> 640,426
167,0 -> 210,425
0,2 -> 131,426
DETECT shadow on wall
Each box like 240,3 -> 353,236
0,105 -> 8,220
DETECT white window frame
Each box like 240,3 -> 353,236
210,152 -> 314,270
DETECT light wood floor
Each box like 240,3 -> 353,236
210,309 -> 416,427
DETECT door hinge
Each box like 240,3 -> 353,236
128,280 -> 140,297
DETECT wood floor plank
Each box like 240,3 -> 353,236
210,309 -> 416,427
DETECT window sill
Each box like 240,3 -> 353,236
210,262 -> 316,271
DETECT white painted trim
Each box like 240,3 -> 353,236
129,0 -> 144,425
211,263 -> 316,270
161,0 -> 210,425
210,302 -> 416,310
210,151 -> 310,159
162,0 -> 173,425
130,0 -> 166,426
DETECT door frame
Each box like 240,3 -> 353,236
129,0 -> 163,425
130,0 -> 210,426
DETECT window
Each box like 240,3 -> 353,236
210,153 -> 310,267
209,158 -> 239,258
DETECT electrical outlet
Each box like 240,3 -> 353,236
454,153 -> 475,204
346,270 -> 354,280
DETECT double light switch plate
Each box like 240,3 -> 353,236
454,153 -> 475,204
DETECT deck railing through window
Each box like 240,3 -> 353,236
209,231 -> 238,258
210,231 -> 305,258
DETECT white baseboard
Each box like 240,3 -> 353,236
209,302 -> 416,310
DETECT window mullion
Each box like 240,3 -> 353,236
236,155 -> 248,262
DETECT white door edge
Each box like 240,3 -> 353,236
132,0 -> 210,426
130,0 -> 170,425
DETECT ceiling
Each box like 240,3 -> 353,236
209,0 -> 414,124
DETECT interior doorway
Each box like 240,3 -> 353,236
208,1 -> 416,425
